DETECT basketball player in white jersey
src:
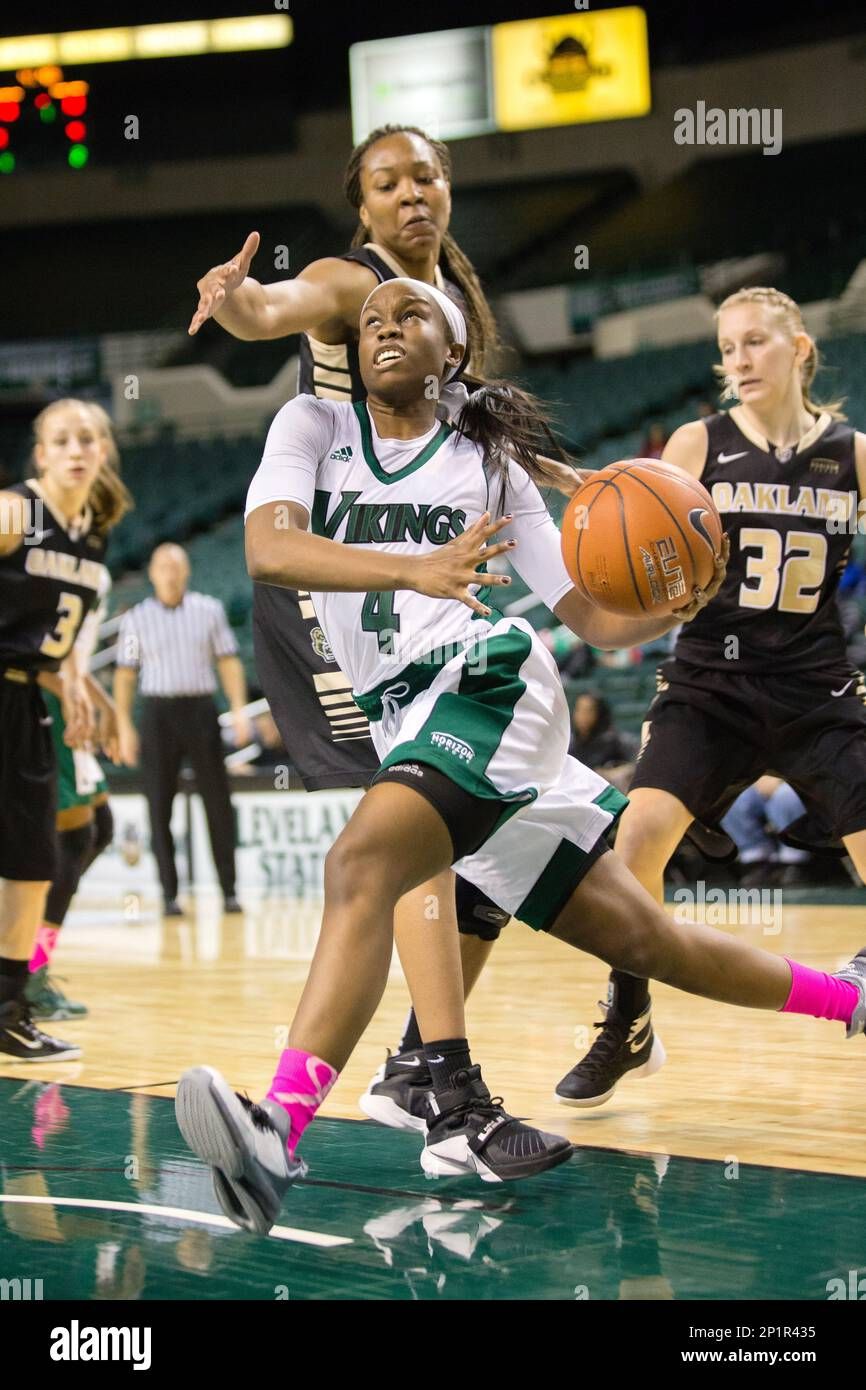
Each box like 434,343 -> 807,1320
175,279 -> 866,1235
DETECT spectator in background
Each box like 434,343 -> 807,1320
721,777 -> 811,888
569,691 -> 637,792
640,422 -> 668,459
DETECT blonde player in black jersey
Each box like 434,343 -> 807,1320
558,285 -> 866,1107
25,403 -> 130,1024
0,400 -> 128,1061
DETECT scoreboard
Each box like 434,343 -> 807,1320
0,67 -> 89,173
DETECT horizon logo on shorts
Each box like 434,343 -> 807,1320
329,446 -> 353,462
430,731 -> 475,762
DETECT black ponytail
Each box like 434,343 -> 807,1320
453,379 -> 580,509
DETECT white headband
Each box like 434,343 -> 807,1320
360,276 -> 468,383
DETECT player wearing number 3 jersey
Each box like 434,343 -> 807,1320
0,399 -> 128,1063
176,278 -> 866,1234
559,285 -> 866,1108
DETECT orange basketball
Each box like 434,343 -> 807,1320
561,459 -> 723,618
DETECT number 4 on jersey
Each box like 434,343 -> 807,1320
361,591 -> 400,653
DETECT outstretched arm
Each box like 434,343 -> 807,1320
189,234 -> 377,340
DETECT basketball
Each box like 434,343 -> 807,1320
561,459 -> 724,618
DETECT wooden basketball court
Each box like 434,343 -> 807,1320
2,888 -> 866,1299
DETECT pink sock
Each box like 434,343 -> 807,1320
781,959 -> 858,1024
29,925 -> 59,973
266,1048 -> 338,1154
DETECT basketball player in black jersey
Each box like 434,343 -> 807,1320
189,125 -> 577,1126
558,285 -> 866,1106
0,400 -> 125,1061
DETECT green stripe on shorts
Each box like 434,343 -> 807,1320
43,689 -> 107,810
378,627 -> 534,816
516,786 -> 629,931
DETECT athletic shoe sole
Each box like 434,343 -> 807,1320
175,1066 -> 305,1234
29,1008 -> 88,1022
358,1090 -> 429,1133
420,1136 -> 574,1183
0,1041 -> 82,1062
554,1033 -> 667,1109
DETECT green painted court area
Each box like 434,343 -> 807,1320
0,1078 -> 863,1301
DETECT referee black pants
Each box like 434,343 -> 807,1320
139,695 -> 236,901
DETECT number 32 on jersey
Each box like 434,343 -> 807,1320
738,528 -> 826,613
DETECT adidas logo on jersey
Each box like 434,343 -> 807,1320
329,446 -> 354,462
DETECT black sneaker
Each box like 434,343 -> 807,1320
421,1065 -> 573,1183
359,1050 -> 434,1133
0,1000 -> 82,1062
555,999 -> 665,1107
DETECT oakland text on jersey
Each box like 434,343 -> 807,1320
311,489 -> 467,545
709,479 -> 856,526
23,545 -> 105,591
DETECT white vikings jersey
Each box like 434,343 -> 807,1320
245,396 -> 573,697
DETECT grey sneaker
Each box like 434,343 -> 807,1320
833,949 -> 866,1038
175,1065 -> 306,1234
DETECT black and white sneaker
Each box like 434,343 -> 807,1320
175,1065 -> 307,1235
833,948 -> 866,1038
555,999 -> 665,1107
359,1050 -> 434,1133
0,1000 -> 82,1062
422,1065 -> 573,1183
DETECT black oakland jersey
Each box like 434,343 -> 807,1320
674,410 -> 857,674
0,482 -> 108,671
254,243 -> 469,788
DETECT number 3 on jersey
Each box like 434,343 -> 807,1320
361,590 -> 400,653
40,590 -> 84,659
738,528 -> 827,613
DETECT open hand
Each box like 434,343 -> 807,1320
188,231 -> 260,335
61,676 -> 95,749
411,512 -> 516,616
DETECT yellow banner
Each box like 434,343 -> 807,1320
493,7 -> 650,131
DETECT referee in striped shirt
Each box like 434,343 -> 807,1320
114,543 -> 247,916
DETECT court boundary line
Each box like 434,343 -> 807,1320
0,1194 -> 353,1246
2,1076 -> 864,1185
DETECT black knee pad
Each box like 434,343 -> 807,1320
455,875 -> 510,942
91,801 -> 114,859
45,822 -> 96,924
